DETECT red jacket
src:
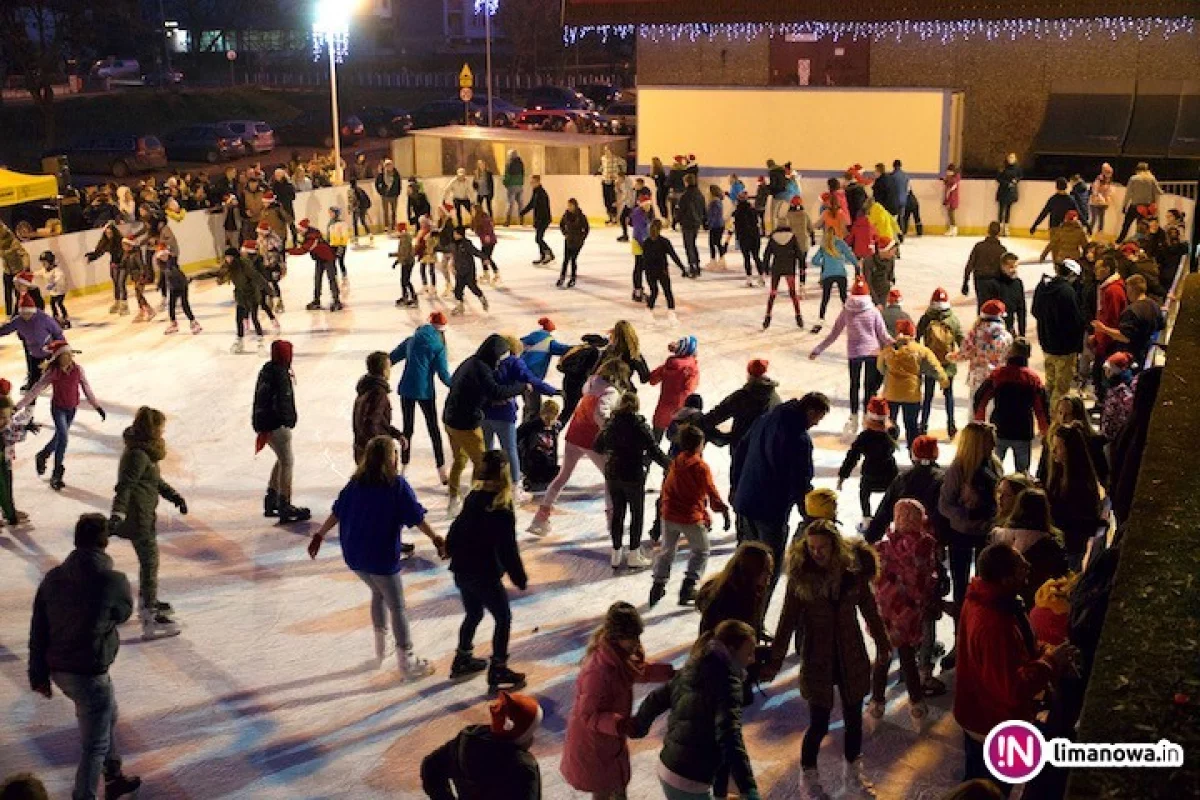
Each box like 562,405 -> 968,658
1094,274 -> 1128,356
661,451 -> 727,526
648,355 -> 699,431
289,228 -> 335,262
953,578 -> 1055,738
559,640 -> 673,793
845,214 -> 878,259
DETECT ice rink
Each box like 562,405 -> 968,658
0,222 -> 1050,798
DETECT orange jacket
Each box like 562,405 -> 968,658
661,451 -> 728,526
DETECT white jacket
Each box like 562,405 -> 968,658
443,176 -> 474,203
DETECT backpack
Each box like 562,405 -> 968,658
557,344 -> 596,377
925,318 -> 956,365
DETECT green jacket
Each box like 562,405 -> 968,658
916,306 -> 964,380
1,220 -> 30,276
219,256 -> 270,309
112,430 -> 182,535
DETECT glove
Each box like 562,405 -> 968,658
86,253 -> 99,263
97,407 -> 107,422
108,513 -> 124,533
175,497 -> 188,515
960,281 -> 970,296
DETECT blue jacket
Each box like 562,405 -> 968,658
519,329 -> 570,380
892,168 -> 911,205
727,180 -> 745,202
731,400 -> 816,528
811,238 -> 857,282
390,324 -> 452,401
333,477 -> 426,576
484,355 -> 557,423
706,199 -> 725,230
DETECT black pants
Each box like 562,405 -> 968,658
453,198 -> 471,227
709,228 -> 727,259
901,201 -> 923,235
1116,206 -> 1143,242
997,201 -> 1014,224
352,209 -> 370,238
455,576 -> 511,663
24,287 -> 44,310
645,268 -> 675,310
602,182 -> 616,219
561,376 -> 585,423
607,479 -> 646,550
860,484 -> 882,517
235,305 -> 262,337
632,255 -> 644,291
888,401 -> 921,450
479,195 -> 493,217
820,276 -> 849,319
766,274 -> 802,317
23,351 -> 43,391
454,272 -> 484,302
964,733 -> 1013,796
738,236 -> 762,275
400,396 -> 444,467
258,292 -> 277,322
50,295 -> 68,321
480,243 -> 496,273
736,515 -> 788,596
561,245 -> 581,280
3,272 -> 14,316
168,286 -> 194,322
420,260 -> 438,288
847,356 -> 883,416
681,226 -> 700,269
802,687 -> 864,769
334,246 -> 347,278
312,260 -> 340,303
620,206 -> 631,237
947,532 -> 984,609
534,224 -> 551,258
399,259 -> 416,302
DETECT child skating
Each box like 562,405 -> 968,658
761,215 -> 808,330
158,247 -> 201,335
0,391 -> 37,527
391,222 -> 418,307
38,251 -> 69,329
837,396 -> 899,528
449,227 -> 489,316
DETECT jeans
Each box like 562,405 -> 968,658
820,276 -> 848,319
646,268 -> 675,310
920,374 -> 956,432
888,401 -> 921,450
659,781 -> 713,800
168,286 -> 194,322
482,419 -> 520,484
1116,207 -> 1142,242
996,438 -> 1033,474
446,426 -> 486,498
736,515 -> 789,594
607,479 -> 647,550
381,195 -> 399,230
352,208 -> 370,238
312,259 -> 340,304
266,427 -> 294,502
681,226 -> 700,269
109,265 -> 128,302
802,689 -> 864,769
356,570 -> 413,653
39,405 -> 76,471
453,198 -> 472,227
0,460 -> 15,523
1090,205 -> 1107,234
51,671 -> 122,800
505,186 -> 525,224
455,576 -> 511,662
534,224 -> 552,259
601,181 -> 617,218
651,521 -> 710,586
335,245 -> 348,277
848,356 -> 884,416
400,397 -> 444,467
947,533 -> 984,608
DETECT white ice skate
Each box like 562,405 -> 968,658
755,275 -> 765,288
842,413 -> 860,442
163,321 -> 178,335
190,320 -> 203,335
447,495 -> 462,518
944,226 -> 958,237
256,335 -> 266,353
908,700 -> 929,732
611,547 -> 625,569
108,301 -> 120,314
624,547 -> 652,569
666,310 -> 679,326
744,277 -> 756,288
865,698 -> 885,734
140,608 -> 181,641
398,651 -> 435,682
230,338 -> 245,354
526,512 -> 551,537
842,757 -> 877,797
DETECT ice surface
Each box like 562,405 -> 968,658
0,225 -> 1051,798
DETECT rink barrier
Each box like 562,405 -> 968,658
21,178 -> 1195,298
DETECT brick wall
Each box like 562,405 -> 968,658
637,30 -> 768,86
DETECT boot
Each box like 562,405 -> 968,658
264,488 -> 279,518
796,313 -> 804,328
144,306 -> 157,322
947,421 -> 958,441
398,650 -> 435,681
801,768 -> 829,800
678,577 -> 697,606
649,581 -> 666,609
480,294 -> 489,312
842,757 -> 876,797
49,465 -> 65,491
632,288 -> 643,303
62,318 -> 72,330
447,494 -> 463,518
108,301 -> 120,314
230,338 -> 245,354
163,321 -> 178,335
762,314 -> 771,330
104,771 -> 142,800
916,222 -> 925,236
306,301 -> 323,311
450,649 -> 488,680
487,660 -> 527,693
278,502 -> 312,524
140,607 -> 181,641
330,301 -> 344,311
133,307 -> 147,323
118,301 -> 130,316
35,450 -> 48,476
810,321 -> 824,334
190,319 -> 203,335
556,277 -> 565,289
611,546 -> 625,570
276,297 -> 285,314
567,276 -> 575,288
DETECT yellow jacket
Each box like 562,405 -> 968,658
867,202 -> 900,242
327,220 -> 350,247
877,337 -> 948,403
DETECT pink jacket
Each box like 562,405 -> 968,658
812,294 -> 893,360
648,355 -> 699,431
943,173 -> 961,210
18,363 -> 99,412
560,641 -> 674,792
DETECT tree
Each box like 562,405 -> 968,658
494,0 -> 566,74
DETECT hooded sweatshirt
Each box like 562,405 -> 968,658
421,724 -> 541,800
565,374 -> 621,450
443,334 -> 525,431
810,237 -> 857,282
812,294 -> 893,360
253,340 -> 297,433
763,228 -> 806,278
352,373 -> 403,458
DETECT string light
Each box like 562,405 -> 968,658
563,17 -> 1196,46
474,0 -> 499,15
312,2 -> 350,64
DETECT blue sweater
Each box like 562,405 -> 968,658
484,355 -> 557,423
519,329 -> 570,380
811,238 -> 857,282
333,477 -> 426,575
706,199 -> 724,230
390,324 -> 452,400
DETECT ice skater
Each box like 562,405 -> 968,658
217,244 -> 271,353
291,219 -> 343,312
121,236 -> 155,322
640,220 -> 684,324
390,312 -> 452,481
158,247 -> 201,335
761,215 -> 808,330
558,198 -> 589,288
253,340 -> 312,524
327,206 -> 351,282
39,251 -> 70,329
732,190 -> 764,285
471,201 -> 500,285
390,222 -> 418,307
449,227 -> 489,316
414,215 -> 438,298
523,175 -> 554,266
809,229 -> 857,334
0,292 -> 64,392
255,218 -> 286,313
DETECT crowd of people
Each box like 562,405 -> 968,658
2,145 -> 1192,800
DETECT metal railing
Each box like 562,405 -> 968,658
1160,180 -> 1197,201
250,70 -> 625,94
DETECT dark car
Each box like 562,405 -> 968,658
275,110 -> 365,147
162,125 -> 247,163
524,85 -> 593,112
468,95 -> 522,127
577,84 -> 622,110
53,133 -> 167,177
356,106 -> 413,138
605,101 -> 637,134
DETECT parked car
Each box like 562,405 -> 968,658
468,95 -> 523,127
139,68 -> 184,88
577,84 -> 622,110
90,57 -> 141,82
162,125 -> 247,164
52,133 -> 167,177
605,101 -> 637,134
524,85 -> 594,111
355,106 -> 413,138
515,109 -> 605,133
219,120 -> 275,154
274,111 -> 365,147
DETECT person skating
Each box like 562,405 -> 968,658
1090,163 -> 1116,235
483,336 -> 559,500
406,177 -> 431,227
421,692 -> 543,799
942,163 -> 961,236
327,206 -> 351,283
413,215 -> 438,298
38,252 -> 69,329
1031,260 -> 1086,409
1116,162 -> 1163,243
120,236 -> 155,322
957,299 -> 1014,401
863,236 -> 898,309
554,332 -> 609,423
629,190 -> 655,302
641,220 -> 684,324
557,198 -> 589,288
390,222 -> 418,307
290,218 -> 342,312
522,175 -> 553,265
448,226 -> 489,316
218,244 -> 271,353
516,399 -> 561,493
700,358 -> 780,481
443,167 -> 475,228
518,316 -> 571,422
243,238 -> 281,334
17,341 -> 105,491
85,221 -> 126,315
351,352 -> 407,464
433,205 -> 457,298
348,179 -> 373,246
837,396 -> 899,525
389,313 -> 452,481
0,294 -> 64,392
470,202 -> 500,286
648,335 -> 699,443
878,319 -> 950,450
732,190 -> 764,285
916,288 -> 964,438
157,247 -> 201,335
761,215 -> 808,329
375,158 -> 403,232
502,150 -> 526,226
995,153 -> 1022,235
254,219 -> 286,314
446,450 -> 530,691
705,184 -> 729,271
253,340 -> 311,524
0,218 -> 31,316
677,174 -> 706,277
0,391 -> 36,528
108,407 -> 186,641
306,436 -> 444,680
809,230 -> 857,334
881,287 -> 912,338
27,513 -> 143,800
993,253 -> 1027,336
961,222 -> 1007,312
972,337 -> 1050,474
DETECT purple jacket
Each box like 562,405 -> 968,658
812,294 -> 893,360
484,355 -> 557,423
0,312 -> 64,358
631,205 -> 652,245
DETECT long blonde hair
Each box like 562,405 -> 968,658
353,435 -> 398,486
951,421 -> 1000,479
475,449 -> 513,511
609,320 -> 641,361
821,230 -> 841,256
786,519 -> 856,588
689,618 -> 755,662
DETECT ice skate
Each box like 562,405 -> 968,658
133,307 -> 147,323
256,336 -> 266,354
447,494 -> 463,518
666,310 -> 678,326
372,628 -> 390,667
842,413 -> 860,441
638,540 -> 657,561
140,608 -> 181,641
632,288 -> 643,303
437,465 -> 450,485
440,285 -> 454,298
277,502 -> 312,524
810,321 -> 824,334
567,277 -> 576,288
801,768 -> 830,800
796,313 -> 804,328
856,517 -> 873,536
271,319 -> 281,335
531,255 -> 545,266
944,225 -> 958,237
487,662 -> 527,693
616,234 -> 629,242
491,273 -> 502,288
35,450 -> 48,477
158,298 -> 167,313
526,510 -> 551,537
744,276 -> 755,288
104,771 -> 142,799
755,275 -> 765,288
108,301 -> 120,314
450,649 -> 488,681
190,320 -> 202,335
264,488 -> 279,518
542,254 -> 555,266
49,466 -> 65,491
842,757 -> 877,797
762,314 -> 771,330
306,301 -> 322,311
611,547 -> 625,570
61,318 -> 71,330
648,581 -> 666,609
678,578 -> 697,606
480,295 -> 489,312
330,301 -> 344,311
275,297 -> 285,314
398,651 -> 435,682
624,547 -> 652,569
143,306 -> 157,322
231,337 -> 245,354
163,321 -> 178,335
865,698 -> 885,733
450,301 -> 466,316
556,277 -> 565,289
118,300 -> 130,316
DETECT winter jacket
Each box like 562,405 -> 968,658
648,355 -> 699,431
1049,220 -> 1088,264
121,249 -> 151,285
472,213 -> 496,247
559,208 -> 590,250
964,235 -> 1007,282
769,540 -> 889,708
111,429 -> 182,537
938,459 -> 1002,538
731,400 -> 816,527
219,255 -> 269,309
916,307 -> 964,379
443,335 -> 525,431
1093,274 -> 1128,357
521,186 -> 551,227
953,578 -> 1054,737
443,175 -> 473,204
421,724 -> 541,800
374,168 -> 402,199
352,374 -> 403,460
892,168 -> 911,208
701,377 -> 781,457
862,253 -> 895,306
812,294 -> 893,360
867,202 -> 900,243
732,200 -> 759,241
992,273 -> 1027,336
1121,171 -> 1163,210
641,236 -> 684,274
1118,255 -> 1165,302
942,173 -> 961,210
390,324 -> 452,401
86,226 -> 123,265
446,489 -> 527,588
450,238 -> 484,278
811,237 -> 857,282
519,330 -> 570,380
593,411 -> 669,484
631,643 -> 757,796
763,229 -> 807,279
706,198 -> 725,231
290,227 -> 335,262
677,186 -> 705,229
1031,191 -> 1082,232
333,477 -> 426,576
503,154 -> 525,189
485,355 -> 557,424
517,419 -> 560,488
990,527 -> 1068,608
882,305 -> 912,339
565,374 -> 621,450
786,208 -> 815,251
873,173 -> 895,213
597,347 -> 651,388
0,311 -> 64,359
630,205 -> 653,250
996,163 -> 1022,204
28,548 -> 132,687
839,427 -> 899,492
879,337 -> 948,404
661,451 -> 727,526
845,214 -> 877,259
407,189 -> 431,224
845,182 -> 868,220
561,640 -> 674,793
1116,297 -> 1165,367
959,318 -> 1013,388
864,463 -> 949,545
252,360 -> 297,434
875,523 -> 940,647
1032,276 -> 1086,356
19,363 -> 99,413
1090,174 -> 1115,208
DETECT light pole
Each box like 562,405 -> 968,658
314,0 -> 349,184
477,0 -> 497,127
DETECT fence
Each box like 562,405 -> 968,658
1161,181 -> 1198,202
249,69 -> 624,93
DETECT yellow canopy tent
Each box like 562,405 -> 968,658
0,168 -> 58,208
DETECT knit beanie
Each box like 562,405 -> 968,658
684,393 -> 703,411
747,358 -> 769,378
896,319 -> 916,337
804,488 -> 839,521
671,335 -> 698,358
893,498 -> 927,532
911,435 -> 939,463
429,311 -> 448,331
537,317 -> 555,332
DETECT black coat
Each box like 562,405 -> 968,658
996,164 -> 1022,204
443,335 -> 524,431
993,273 -> 1027,336
252,361 -> 298,433
407,190 -> 431,224
763,229 -> 806,279
271,179 -> 297,214
420,724 -> 541,800
28,548 -> 133,686
865,462 -> 950,545
521,186 -> 551,227
446,490 -> 527,588
641,236 -> 683,273
1031,192 -> 1082,231
701,377 -> 781,456
677,186 -> 706,228
594,410 -> 669,483
1032,276 -> 1086,356
838,427 -> 900,491
732,200 -> 759,240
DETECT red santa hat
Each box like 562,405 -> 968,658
912,435 -> 939,463
886,288 -> 902,305
241,240 -> 259,254
789,196 -> 803,209
537,316 -> 555,332
18,293 -> 36,311
395,221 -> 408,233
980,299 -> 1006,319
489,692 -> 543,743
121,235 -> 138,247
747,358 -> 769,377
43,340 -> 72,362
865,396 -> 889,423
930,287 -> 950,310
298,218 -> 311,230
14,270 -> 35,288
1119,242 -> 1140,257
257,219 -> 271,231
153,244 -> 171,262
428,311 -> 448,331
0,378 -> 10,396
876,236 -> 896,253
1065,210 -> 1079,222
263,191 -> 276,203
851,275 -> 871,296
896,318 -> 916,337
1104,351 -> 1135,376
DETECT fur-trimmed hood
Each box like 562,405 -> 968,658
787,538 -> 879,603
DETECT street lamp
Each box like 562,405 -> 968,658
475,0 -> 498,127
313,0 -> 350,184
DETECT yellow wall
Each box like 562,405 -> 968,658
636,86 -> 951,175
